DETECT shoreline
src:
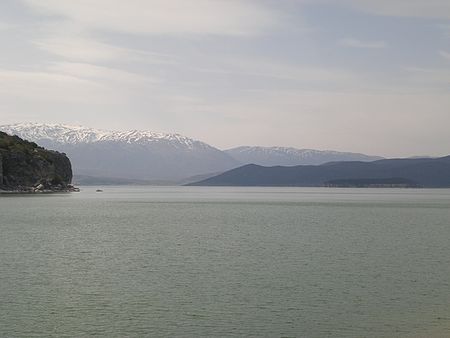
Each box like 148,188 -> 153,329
0,185 -> 80,195
0,190 -> 74,195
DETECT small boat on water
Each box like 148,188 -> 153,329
96,189 -> 103,193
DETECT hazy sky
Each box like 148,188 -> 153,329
1,0 -> 449,157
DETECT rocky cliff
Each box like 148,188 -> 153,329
0,131 -> 73,192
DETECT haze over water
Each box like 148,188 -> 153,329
1,187 -> 450,337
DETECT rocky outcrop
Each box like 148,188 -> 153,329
0,131 -> 73,192
0,155 -> 3,185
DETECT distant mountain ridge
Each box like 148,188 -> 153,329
190,156 -> 450,188
0,123 -> 239,181
225,146 -> 382,166
0,123 -> 209,148
1,123 -> 386,183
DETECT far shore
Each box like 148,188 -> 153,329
0,190 -> 74,195
0,185 -> 80,194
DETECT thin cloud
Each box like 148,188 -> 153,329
338,38 -> 387,49
341,0 -> 450,19
0,68 -> 105,102
439,50 -> 450,60
403,66 -> 450,88
0,61 -> 159,103
0,22 -> 15,31
47,62 -> 159,85
34,37 -> 130,62
224,58 -> 357,87
34,35 -> 178,65
300,0 -> 450,19
23,0 -> 281,36
437,24 -> 450,37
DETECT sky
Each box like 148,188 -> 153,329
0,0 -> 449,157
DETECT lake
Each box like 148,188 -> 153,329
1,187 -> 450,337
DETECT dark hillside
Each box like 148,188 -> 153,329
189,156 -> 450,188
0,131 -> 72,191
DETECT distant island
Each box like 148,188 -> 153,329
324,178 -> 420,188
188,156 -> 450,188
0,131 -> 76,193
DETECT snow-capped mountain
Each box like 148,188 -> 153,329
0,123 -> 209,149
0,123 -> 239,181
225,146 -> 383,167
0,123 -> 384,182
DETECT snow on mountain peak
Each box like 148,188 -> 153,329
229,146 -> 345,157
0,123 -> 207,149
225,145 -> 383,166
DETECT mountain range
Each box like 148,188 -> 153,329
0,123 -> 238,181
190,156 -> 450,188
225,146 -> 382,166
0,123 -> 383,182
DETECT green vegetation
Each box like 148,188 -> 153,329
0,131 -> 39,155
0,131 -> 73,191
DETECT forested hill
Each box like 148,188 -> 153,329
189,156 -> 450,188
0,131 -> 72,192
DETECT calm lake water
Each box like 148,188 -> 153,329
1,187 -> 450,337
